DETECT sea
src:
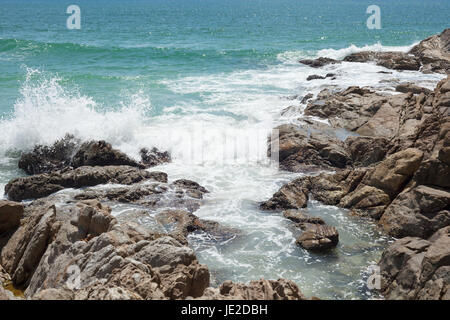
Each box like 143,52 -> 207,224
0,0 -> 449,299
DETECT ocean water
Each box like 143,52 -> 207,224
0,0 -> 449,299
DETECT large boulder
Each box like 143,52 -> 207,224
409,28 -> 450,74
271,123 -> 351,172
379,226 -> 450,299
379,185 -> 450,238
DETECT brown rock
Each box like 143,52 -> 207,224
296,224 -> 339,251
344,51 -> 420,71
0,200 -> 24,234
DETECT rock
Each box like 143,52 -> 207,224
72,140 -> 144,169
343,51 -> 420,71
339,186 -> 391,219
74,178 -> 207,214
396,83 -> 432,95
5,165 -> 165,202
260,177 -> 309,211
362,148 -> 424,199
271,123 -> 351,172
379,226 -> 450,299
304,86 -> 389,133
300,93 -> 314,104
283,210 -> 325,225
140,147 -> 171,167
296,224 -> 339,251
409,28 -> 450,74
18,134 -> 80,175
199,279 -> 306,300
299,57 -> 341,68
0,198 -> 210,300
345,136 -> 389,166
379,185 -> 450,238
0,200 -> 24,234
306,74 -> 325,81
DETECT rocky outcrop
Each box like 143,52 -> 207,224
379,186 -> 450,238
299,57 -> 341,68
270,123 -> 351,172
409,28 -> 450,74
5,165 -> 166,202
0,199 -> 208,299
379,226 -> 450,300
199,279 -> 306,300
0,200 -> 24,234
18,134 -> 80,175
71,140 -> 145,169
343,51 -> 420,71
18,137 -> 171,176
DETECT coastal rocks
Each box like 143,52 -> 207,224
0,200 -> 24,234
299,57 -> 341,68
0,198 -> 211,300
343,51 -> 421,71
18,137 -> 172,176
296,224 -> 339,251
74,178 -> 208,214
379,186 -> 450,238
71,140 -> 144,169
304,86 -> 389,133
409,28 -> 450,74
396,83 -> 432,95
5,165 -> 165,202
272,123 -> 351,172
283,209 -> 325,225
200,279 -> 306,300
345,136 -> 389,167
18,134 -> 80,175
140,147 -> 171,167
260,178 -> 309,211
379,226 -> 450,299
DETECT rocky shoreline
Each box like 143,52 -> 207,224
1,29 -> 449,300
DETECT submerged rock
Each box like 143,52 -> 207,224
296,224 -> 339,251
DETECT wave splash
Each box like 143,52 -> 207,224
0,68 -> 151,155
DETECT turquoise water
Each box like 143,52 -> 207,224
0,0 -> 449,299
